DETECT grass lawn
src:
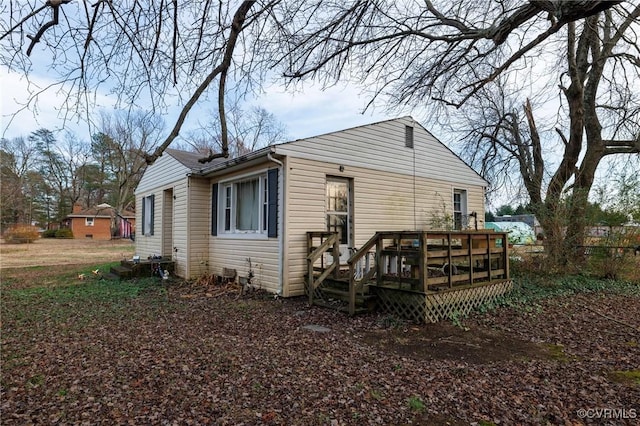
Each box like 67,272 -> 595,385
1,263 -> 639,425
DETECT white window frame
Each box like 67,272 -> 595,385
218,172 -> 269,238
85,217 -> 94,227
453,189 -> 468,230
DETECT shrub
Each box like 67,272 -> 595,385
3,224 -> 40,243
42,229 -> 58,238
584,227 -> 640,280
55,228 -> 74,239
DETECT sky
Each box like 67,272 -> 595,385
0,65 -> 614,213
0,68 -> 400,143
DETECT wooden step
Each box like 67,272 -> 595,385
312,299 -> 373,315
319,287 -> 375,301
110,265 -> 133,278
316,286 -> 378,313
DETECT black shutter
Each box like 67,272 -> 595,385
211,184 -> 218,236
149,194 -> 155,235
141,196 -> 146,235
267,168 -> 278,238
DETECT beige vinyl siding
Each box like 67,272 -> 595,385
171,179 -> 189,277
136,153 -> 191,275
136,153 -> 190,194
274,116 -> 486,188
284,157 -> 485,296
209,239 -> 280,292
208,162 -> 281,293
187,177 -> 211,278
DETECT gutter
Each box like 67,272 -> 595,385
194,146 -> 275,177
267,149 -> 286,296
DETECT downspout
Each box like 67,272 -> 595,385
267,150 -> 285,296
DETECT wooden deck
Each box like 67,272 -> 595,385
307,230 -> 512,322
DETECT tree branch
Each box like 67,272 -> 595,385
0,4 -> 48,42
26,1 -> 73,56
144,1 -> 256,165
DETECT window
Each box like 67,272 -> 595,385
212,169 -> 278,237
219,174 -> 268,234
85,217 -> 94,227
453,189 -> 467,230
326,178 -> 350,245
142,194 -> 154,236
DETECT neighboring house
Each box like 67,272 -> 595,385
64,205 -> 135,240
135,116 -> 488,297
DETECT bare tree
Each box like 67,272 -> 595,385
1,0 -> 277,164
93,111 -> 165,214
453,7 -> 640,265
2,1 -> 620,163
270,0 -> 625,108
30,129 -> 91,221
0,136 -> 41,230
182,103 -> 288,158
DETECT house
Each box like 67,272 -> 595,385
135,117 -> 489,298
64,204 -> 135,240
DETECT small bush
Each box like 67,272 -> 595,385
584,227 -> 640,280
55,228 -> 74,239
42,229 -> 57,238
3,224 -> 40,243
407,395 -> 426,412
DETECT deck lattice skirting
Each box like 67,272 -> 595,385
373,279 -> 513,323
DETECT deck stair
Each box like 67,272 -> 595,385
309,275 -> 377,314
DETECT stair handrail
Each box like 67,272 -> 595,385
306,232 -> 340,306
346,232 -> 381,315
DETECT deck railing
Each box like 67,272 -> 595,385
346,230 -> 510,314
307,230 -> 510,316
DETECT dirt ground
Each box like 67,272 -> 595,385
0,238 -> 135,269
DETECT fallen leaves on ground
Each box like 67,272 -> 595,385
1,278 -> 639,425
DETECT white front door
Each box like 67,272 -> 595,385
326,177 -> 352,264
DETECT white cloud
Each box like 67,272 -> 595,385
253,82 -> 401,140
1,68 -> 405,143
0,70 -> 107,140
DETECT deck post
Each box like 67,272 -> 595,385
467,233 -> 474,285
376,233 -> 383,287
487,233 -> 492,281
348,261 -> 356,316
332,234 -> 340,280
503,232 -> 510,279
420,232 -> 428,293
447,232 -> 453,289
307,257 -> 314,305
395,234 -> 402,288
307,233 -> 314,306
